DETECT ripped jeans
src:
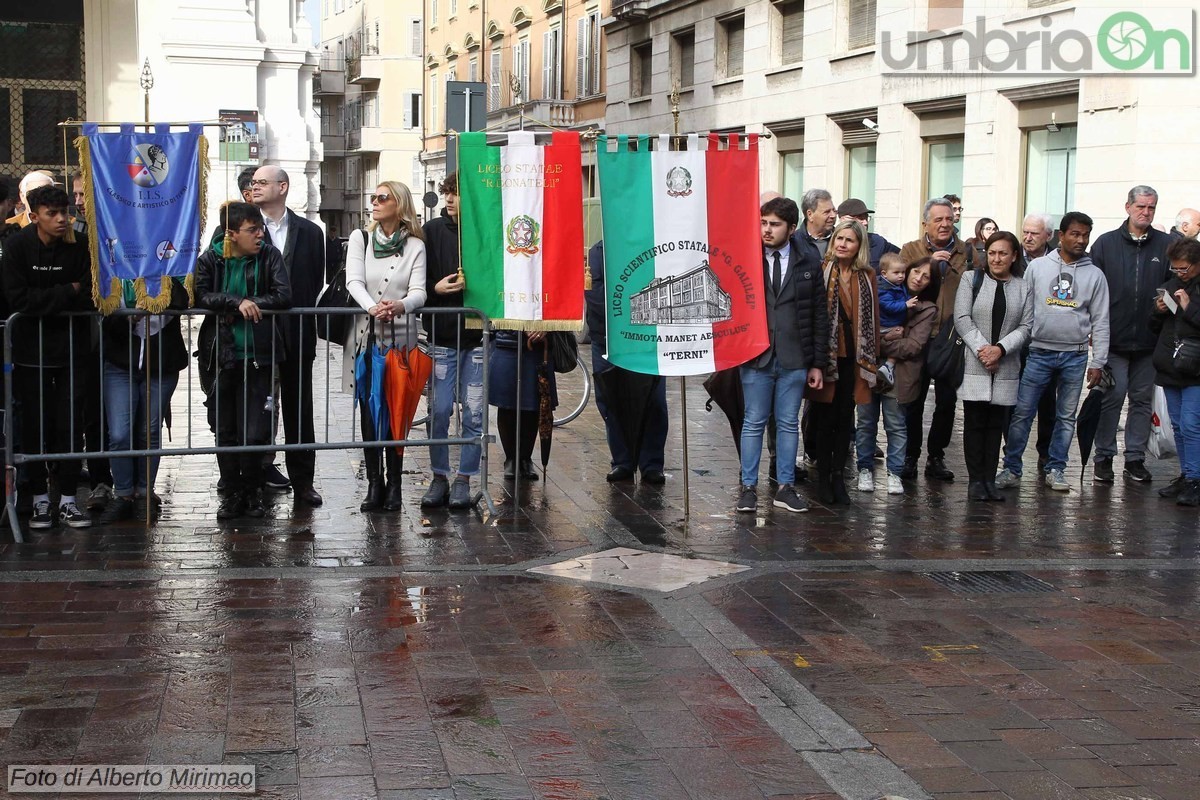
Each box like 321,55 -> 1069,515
429,345 -> 485,477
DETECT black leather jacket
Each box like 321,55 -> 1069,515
195,243 -> 292,372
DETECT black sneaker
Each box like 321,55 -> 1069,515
244,490 -> 266,518
263,464 -> 291,490
59,501 -> 91,529
29,500 -> 54,529
899,457 -> 918,480
735,485 -> 757,513
448,478 -> 473,510
98,496 -> 135,525
1123,460 -> 1152,482
1159,475 -> 1187,498
1177,479 -> 1200,506
772,484 -> 808,513
421,475 -> 450,507
1093,457 -> 1114,483
216,493 -> 245,520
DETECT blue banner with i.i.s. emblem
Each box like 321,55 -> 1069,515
76,122 -> 209,312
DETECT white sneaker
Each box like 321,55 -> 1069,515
887,472 -> 904,495
1045,469 -> 1070,491
857,469 -> 875,492
994,468 -> 1021,489
87,483 -> 114,511
801,453 -> 818,470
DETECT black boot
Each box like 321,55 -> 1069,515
968,481 -> 989,501
1159,475 -> 1187,498
900,455 -> 918,480
925,456 -> 955,481
816,463 -> 834,505
1177,479 -> 1200,507
383,450 -> 403,511
985,481 -> 1006,502
360,449 -> 385,511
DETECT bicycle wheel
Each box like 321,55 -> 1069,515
553,355 -> 592,427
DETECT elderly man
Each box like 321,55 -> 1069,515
1021,213 -> 1054,276
1173,208 -> 1200,239
1089,185 -> 1173,484
249,165 -> 326,506
798,189 -> 837,260
898,198 -> 970,481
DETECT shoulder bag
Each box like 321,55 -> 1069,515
546,332 -> 579,374
1171,311 -> 1200,378
316,229 -> 367,344
925,269 -> 985,387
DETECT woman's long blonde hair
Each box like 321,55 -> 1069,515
821,219 -> 871,273
367,180 -> 425,241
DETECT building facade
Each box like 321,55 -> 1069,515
420,0 -> 610,220
317,0 -> 426,235
604,0 -> 1200,242
69,0 -> 322,228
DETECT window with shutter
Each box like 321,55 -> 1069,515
469,56 -> 479,83
430,71 -> 439,131
431,0 -> 437,25
411,19 -> 422,57
720,15 -> 744,77
847,0 -> 876,49
588,10 -> 601,95
521,39 -> 531,101
673,29 -> 695,88
779,0 -> 803,64
543,31 -> 553,98
450,0 -> 457,17
489,49 -> 502,108
576,16 -> 588,97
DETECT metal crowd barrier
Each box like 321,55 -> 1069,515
2,306 -> 496,541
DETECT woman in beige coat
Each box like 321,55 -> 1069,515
344,181 -> 428,511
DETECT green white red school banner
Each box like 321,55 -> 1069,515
598,134 -> 768,376
457,131 -> 585,331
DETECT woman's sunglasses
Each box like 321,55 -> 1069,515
370,193 -> 392,204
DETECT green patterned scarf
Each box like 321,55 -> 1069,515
372,225 -> 409,258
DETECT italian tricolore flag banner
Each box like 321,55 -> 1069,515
458,131 -> 585,330
598,134 -> 768,376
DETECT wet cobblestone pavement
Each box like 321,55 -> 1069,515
1,365 -> 1198,799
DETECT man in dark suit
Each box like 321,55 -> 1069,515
251,165 -> 325,506
737,196 -> 829,514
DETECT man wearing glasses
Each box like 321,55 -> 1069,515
250,166 -> 326,506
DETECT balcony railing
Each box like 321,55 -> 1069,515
612,0 -> 650,19
487,100 -> 579,131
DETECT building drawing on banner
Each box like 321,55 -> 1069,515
630,262 -> 731,326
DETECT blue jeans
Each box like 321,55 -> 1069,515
429,345 -> 485,477
103,366 -> 180,497
1003,348 -> 1087,475
1163,385 -> 1200,479
739,360 -> 806,486
856,394 -> 908,475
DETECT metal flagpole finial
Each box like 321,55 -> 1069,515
669,80 -> 681,136
140,59 -> 154,91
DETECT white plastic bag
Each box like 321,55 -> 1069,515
1149,386 -> 1176,459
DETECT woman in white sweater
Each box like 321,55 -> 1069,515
344,181 -> 428,512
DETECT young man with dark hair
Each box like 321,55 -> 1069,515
196,202 -> 292,518
996,211 -> 1110,492
0,185 -> 96,528
737,196 -> 829,514
419,171 -> 486,509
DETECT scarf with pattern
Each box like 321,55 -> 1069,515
373,225 -> 409,258
823,263 -> 878,389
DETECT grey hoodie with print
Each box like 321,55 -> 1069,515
1025,249 -> 1111,370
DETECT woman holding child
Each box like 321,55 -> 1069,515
809,220 -> 879,505
855,256 -> 940,495
953,231 -> 1033,501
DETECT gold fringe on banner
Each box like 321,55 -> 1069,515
73,135 -> 121,314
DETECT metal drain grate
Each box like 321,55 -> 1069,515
923,571 -> 1059,595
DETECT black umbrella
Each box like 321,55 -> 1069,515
703,367 -> 744,454
1076,366 -> 1114,485
537,348 -> 555,477
595,366 -> 663,472
1075,388 -> 1106,485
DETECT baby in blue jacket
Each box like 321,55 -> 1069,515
877,253 -> 918,388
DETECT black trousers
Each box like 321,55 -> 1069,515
496,408 -> 538,463
360,402 -> 401,484
14,366 -> 83,495
275,355 -> 316,489
963,401 -> 1009,482
905,370 -> 958,461
213,362 -> 273,491
83,354 -> 112,488
812,358 -> 857,476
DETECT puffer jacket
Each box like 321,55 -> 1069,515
1090,221 -> 1172,352
195,241 -> 292,375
